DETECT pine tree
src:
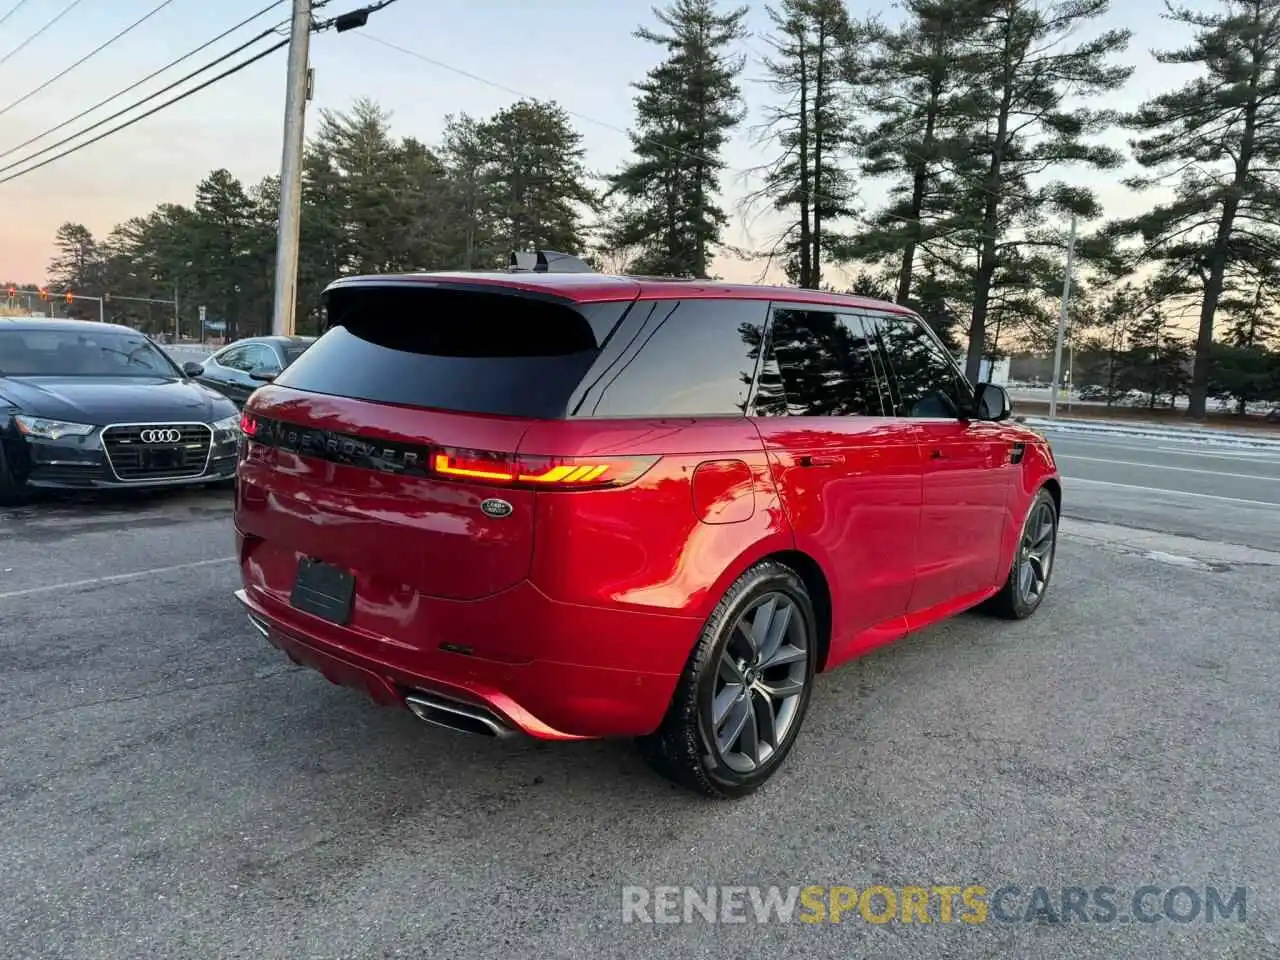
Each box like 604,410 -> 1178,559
308,99 -> 415,275
1119,304 -> 1193,408
477,100 -> 596,257
189,170 -> 263,339
959,0 -> 1133,382
1109,0 -> 1280,418
849,0 -> 985,307
47,223 -> 103,293
753,0 -> 857,288
607,0 -> 749,278
440,113 -> 497,269
1219,263 -> 1280,349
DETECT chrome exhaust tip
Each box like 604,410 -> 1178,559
404,691 -> 512,738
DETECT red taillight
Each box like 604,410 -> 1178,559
432,447 -> 657,490
239,413 -> 257,436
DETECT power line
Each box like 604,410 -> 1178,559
0,1 -> 380,185
0,0 -> 36,29
0,21 -> 293,172
0,0 -> 288,161
0,39 -> 289,185
0,0 -> 181,118
0,0 -> 88,67
0,26 -> 284,174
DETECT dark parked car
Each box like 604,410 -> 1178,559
190,336 -> 314,407
0,319 -> 240,502
234,252 -> 1062,798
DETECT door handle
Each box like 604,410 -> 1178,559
930,449 -> 943,460
798,454 -> 843,467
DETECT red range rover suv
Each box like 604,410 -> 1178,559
233,252 -> 1061,798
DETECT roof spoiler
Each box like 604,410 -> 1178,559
508,250 -> 596,274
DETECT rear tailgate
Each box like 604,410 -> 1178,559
237,390 -> 537,602
235,280 -> 634,622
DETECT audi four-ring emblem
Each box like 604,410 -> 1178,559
139,428 -> 182,443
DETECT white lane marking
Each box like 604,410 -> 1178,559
1066,477 -> 1280,507
1057,454 -> 1280,482
1051,436 -> 1280,460
1155,446 -> 1280,461
0,556 -> 235,601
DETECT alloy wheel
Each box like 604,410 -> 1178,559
1017,499 -> 1057,605
708,592 -> 809,774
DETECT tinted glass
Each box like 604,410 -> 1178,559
275,285 -> 629,419
215,345 -> 253,372
753,308 -> 886,416
865,311 -> 972,418
0,329 -> 179,378
246,344 -> 281,373
282,343 -> 310,365
574,298 -> 768,417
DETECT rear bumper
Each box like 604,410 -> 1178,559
234,582 -> 692,740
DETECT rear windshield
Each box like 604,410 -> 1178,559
274,285 -> 631,418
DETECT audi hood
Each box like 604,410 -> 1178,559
0,375 -> 237,426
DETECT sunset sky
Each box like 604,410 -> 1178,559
0,0 -> 1194,286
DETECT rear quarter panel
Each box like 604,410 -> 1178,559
519,417 -> 792,618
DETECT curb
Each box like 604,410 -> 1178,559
1019,416 -> 1280,450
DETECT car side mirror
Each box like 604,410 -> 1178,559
182,361 -> 204,377
973,382 -> 1012,421
248,366 -> 277,382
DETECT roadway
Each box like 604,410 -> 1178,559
1046,432 -> 1280,553
1,432 -> 1278,958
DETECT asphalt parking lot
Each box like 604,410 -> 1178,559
2,442 -> 1279,958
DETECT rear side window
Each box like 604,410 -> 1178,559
753,308 -> 887,416
274,285 -> 630,419
571,298 -> 769,417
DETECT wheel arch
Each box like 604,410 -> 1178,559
701,541 -> 833,675
762,549 -> 834,673
1041,476 -> 1062,516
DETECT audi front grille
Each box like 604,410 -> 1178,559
100,423 -> 214,482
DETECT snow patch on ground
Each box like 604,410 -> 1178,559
1023,416 -> 1280,450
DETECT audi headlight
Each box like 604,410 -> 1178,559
212,414 -> 240,433
14,416 -> 96,441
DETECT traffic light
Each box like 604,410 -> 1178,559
5,286 -> 15,299
65,290 -> 74,303
39,288 -> 48,301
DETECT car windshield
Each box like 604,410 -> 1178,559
0,329 -> 178,378
282,343 -> 311,364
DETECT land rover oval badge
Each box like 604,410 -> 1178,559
480,498 -> 513,519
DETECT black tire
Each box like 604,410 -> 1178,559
983,487 -> 1058,620
638,560 -> 818,799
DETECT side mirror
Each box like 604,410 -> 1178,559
973,382 -> 1011,421
248,366 -> 277,382
182,361 -> 204,377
